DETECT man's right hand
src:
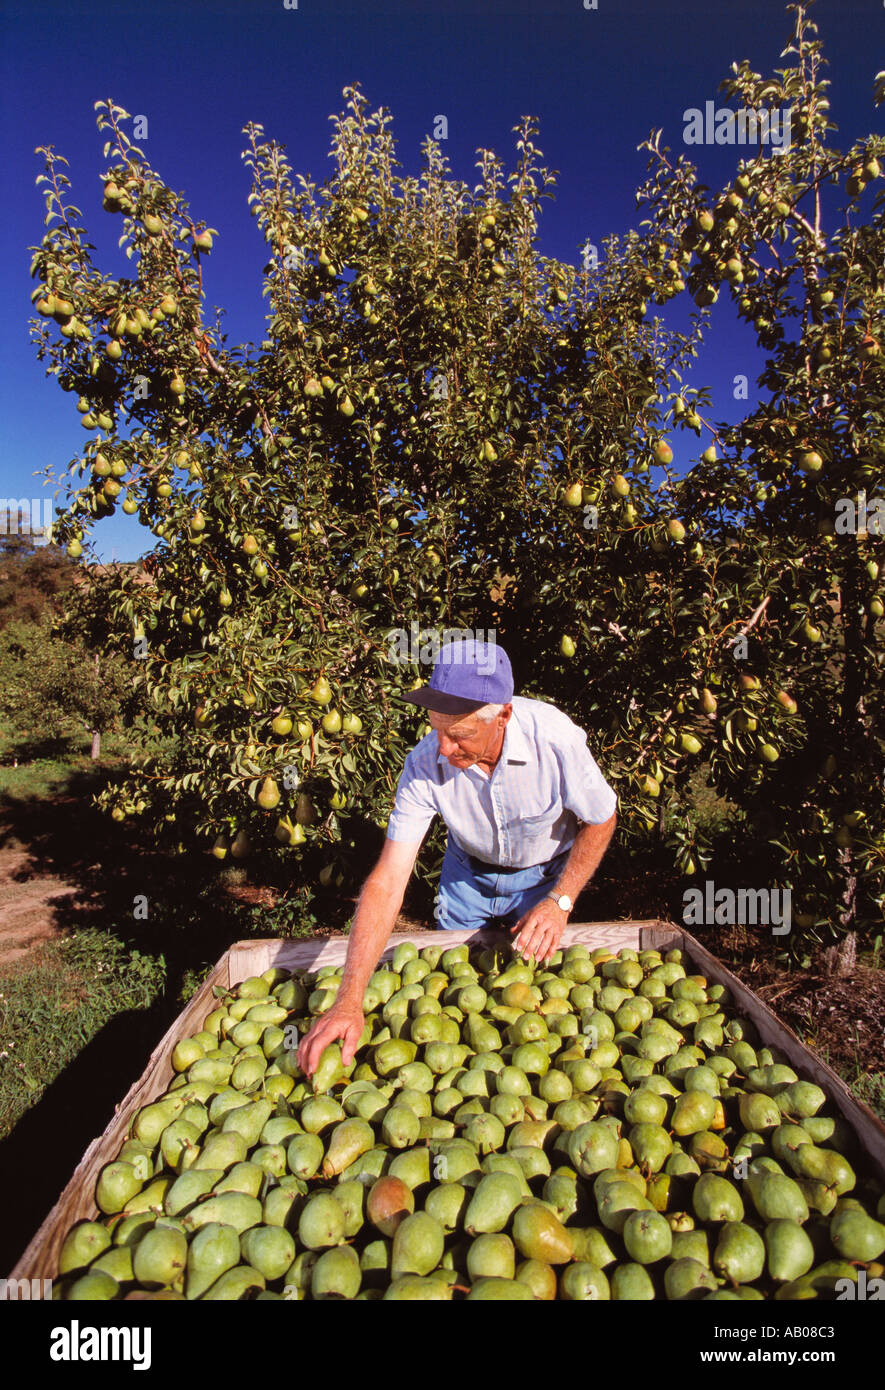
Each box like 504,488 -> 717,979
297,1000 -> 366,1078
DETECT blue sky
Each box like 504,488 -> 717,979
1,0 -> 881,562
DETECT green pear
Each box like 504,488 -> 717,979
765,1219 -> 815,1282
181,1192 -> 262,1235
693,1173 -> 744,1223
311,1245 -> 361,1299
391,1212 -> 445,1278
796,1178 -> 839,1216
425,1182 -> 468,1232
185,1222 -> 241,1299
567,1120 -> 620,1176
671,1091 -> 717,1136
512,1202 -> 574,1263
90,1244 -> 134,1284
117,1139 -> 155,1183
132,1227 -> 187,1289
67,1271 -> 119,1300
96,1161 -> 144,1215
59,1221 -> 112,1275
672,1229 -> 710,1265
388,1146 -> 432,1189
164,1169 -> 222,1218
829,1208 -> 885,1262
467,1233 -> 516,1281
111,1213 -> 156,1248
251,1144 -> 287,1179
509,1146 -> 552,1182
713,1222 -> 766,1283
298,1192 -> 346,1250
159,1118 -> 203,1173
381,1106 -> 421,1149
384,1275 -> 453,1300
215,1161 -> 264,1198
360,1239 -> 391,1286
569,1225 -> 618,1266
515,1259 -> 558,1299
739,1092 -> 782,1132
611,1262 -> 656,1299
787,1143 -> 855,1193
746,1172 -> 809,1223
132,1098 -> 182,1146
200,1265 -> 265,1300
464,1172 -> 523,1234
776,1081 -> 826,1118
119,1176 -> 171,1216
263,1181 -> 305,1228
334,1179 -> 365,1238
623,1089 -> 669,1126
664,1257 -> 719,1299
287,1132 -> 324,1179
622,1208 -> 673,1264
464,1113 -> 507,1155
467,1277 -> 534,1300
240,1225 -> 296,1279
190,1130 -> 247,1173
559,1262 -> 611,1300
300,1096 -> 346,1134
628,1123 -> 673,1172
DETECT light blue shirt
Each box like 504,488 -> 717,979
386,694 -> 617,867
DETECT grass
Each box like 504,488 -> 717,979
0,929 -> 166,1140
813,1041 -> 885,1124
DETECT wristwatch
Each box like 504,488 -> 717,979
546,892 -> 573,913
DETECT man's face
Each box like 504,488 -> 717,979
428,708 -> 508,769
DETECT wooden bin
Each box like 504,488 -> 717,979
9,919 -> 885,1283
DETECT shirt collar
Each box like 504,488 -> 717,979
435,703 -> 529,768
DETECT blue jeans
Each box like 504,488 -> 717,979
435,836 -> 572,931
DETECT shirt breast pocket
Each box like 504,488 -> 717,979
520,804 -> 562,834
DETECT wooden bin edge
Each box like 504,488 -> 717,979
10,918 -> 885,1280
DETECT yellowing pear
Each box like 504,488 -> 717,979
310,676 -> 333,706
562,482 -> 583,508
258,777 -> 281,811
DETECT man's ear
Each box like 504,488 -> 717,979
500,703 -> 514,725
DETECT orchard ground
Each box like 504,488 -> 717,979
0,740 -> 883,1275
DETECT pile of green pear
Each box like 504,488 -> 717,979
54,941 -> 885,1300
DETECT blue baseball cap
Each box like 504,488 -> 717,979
400,638 -> 514,715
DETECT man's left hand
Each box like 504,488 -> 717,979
511,897 -> 567,964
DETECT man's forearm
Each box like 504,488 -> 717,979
554,814 -> 617,905
336,875 -> 405,1008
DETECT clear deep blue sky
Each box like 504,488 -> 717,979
1,0 -> 881,562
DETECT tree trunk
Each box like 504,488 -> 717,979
91,652 -> 101,760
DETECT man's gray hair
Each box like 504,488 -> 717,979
474,702 -> 504,722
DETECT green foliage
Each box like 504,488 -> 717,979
0,612 -> 140,760
0,523 -> 75,628
0,929 -> 166,1138
25,10 -> 884,950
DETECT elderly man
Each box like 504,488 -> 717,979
298,638 -> 616,1076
